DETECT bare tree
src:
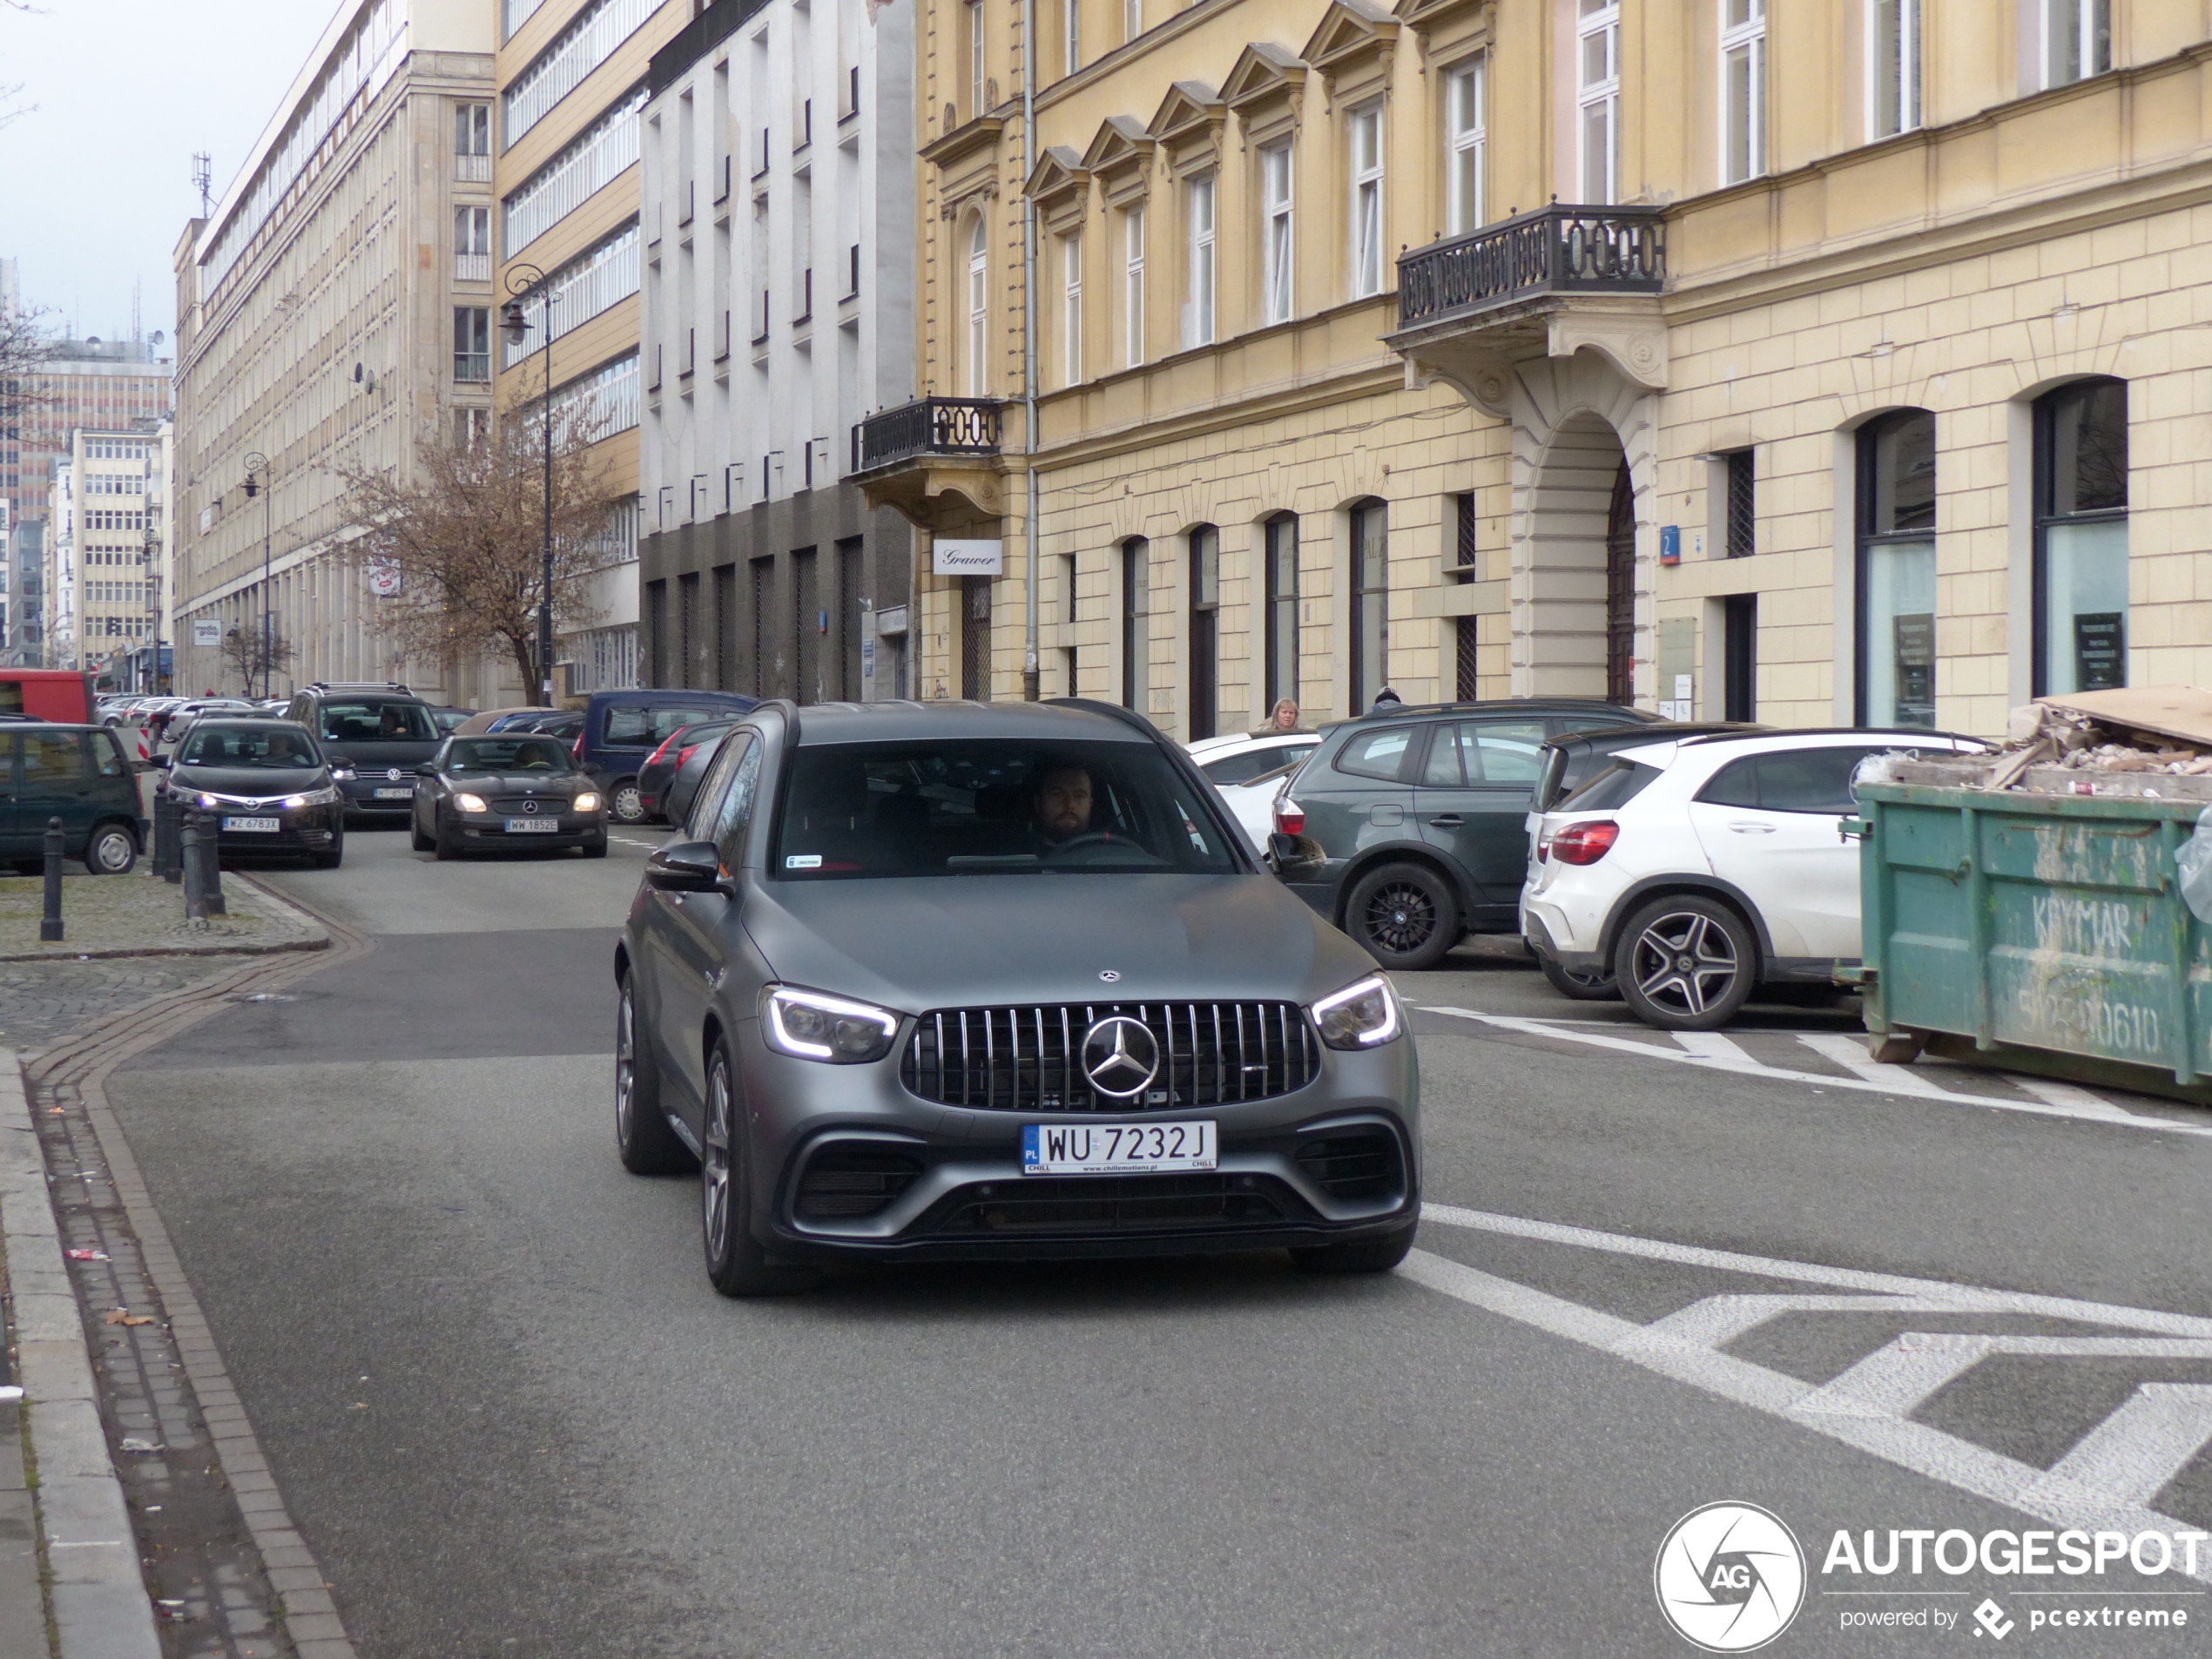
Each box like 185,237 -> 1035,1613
336,411 -> 617,704
0,300 -> 55,436
219,626 -> 295,698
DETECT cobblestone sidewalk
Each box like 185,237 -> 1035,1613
0,871 -> 325,963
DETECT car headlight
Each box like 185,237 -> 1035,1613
761,985 -> 901,1063
453,792 -> 489,813
195,792 -> 218,810
284,786 -> 341,808
1312,974 -> 1400,1049
573,792 -> 601,813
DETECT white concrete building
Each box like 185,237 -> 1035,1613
43,425 -> 174,685
635,0 -> 917,699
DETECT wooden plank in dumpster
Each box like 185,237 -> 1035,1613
1858,780 -> 2212,1100
2036,685 -> 2212,749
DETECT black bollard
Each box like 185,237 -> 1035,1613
155,789 -> 182,882
191,810 -> 226,918
40,816 -> 64,942
181,811 -> 206,921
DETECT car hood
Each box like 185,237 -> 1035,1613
739,873 -> 1375,1013
447,771 -> 590,794
171,765 -> 328,795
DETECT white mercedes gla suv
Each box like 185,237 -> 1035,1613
1522,729 -> 1986,1030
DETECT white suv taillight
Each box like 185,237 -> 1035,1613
1274,797 -> 1305,837
1551,820 -> 1619,866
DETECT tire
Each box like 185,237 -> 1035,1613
1539,954 -> 1620,1001
1615,894 -> 1759,1031
311,833 -> 344,870
608,779 -> 647,825
1291,1221 -> 1418,1275
410,812 -> 434,853
615,973 -> 694,1175
581,834 -> 609,859
701,1038 -> 819,1296
434,812 -> 462,861
83,822 -> 138,875
1344,862 -> 1462,972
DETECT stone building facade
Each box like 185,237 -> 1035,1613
634,0 -> 919,702
872,0 -> 2209,739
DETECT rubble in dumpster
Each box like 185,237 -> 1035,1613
1880,685 -> 2212,802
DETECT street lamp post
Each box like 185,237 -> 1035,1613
502,264 -> 555,706
242,451 -> 272,699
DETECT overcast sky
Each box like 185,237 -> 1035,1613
1,0 -> 339,345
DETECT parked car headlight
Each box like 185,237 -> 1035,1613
573,792 -> 602,813
1312,974 -> 1400,1049
453,792 -> 489,813
762,985 -> 901,1063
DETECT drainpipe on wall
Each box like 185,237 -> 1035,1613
1020,0 -> 1042,701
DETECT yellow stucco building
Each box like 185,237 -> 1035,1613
866,0 -> 2207,739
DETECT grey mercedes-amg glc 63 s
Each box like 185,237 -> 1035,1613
614,698 -> 1420,1296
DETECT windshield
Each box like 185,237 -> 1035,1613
446,738 -> 577,772
771,740 -> 1242,880
316,701 -> 436,742
179,725 -> 322,769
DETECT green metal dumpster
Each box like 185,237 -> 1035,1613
1854,780 -> 2212,1103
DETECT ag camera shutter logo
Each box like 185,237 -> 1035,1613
1655,1501 -> 1805,1652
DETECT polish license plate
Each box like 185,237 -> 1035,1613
221,816 -> 280,833
504,817 -> 561,833
373,786 -> 412,799
1022,1121 -> 1217,1176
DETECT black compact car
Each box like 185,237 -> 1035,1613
615,698 -> 1420,1297
637,719 -> 740,823
161,719 -> 344,868
284,683 -> 443,822
1271,698 -> 1658,970
3,724 -> 143,874
410,734 -> 609,859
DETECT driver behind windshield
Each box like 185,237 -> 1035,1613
1033,764 -> 1096,849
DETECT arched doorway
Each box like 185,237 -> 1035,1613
1521,410 -> 1635,699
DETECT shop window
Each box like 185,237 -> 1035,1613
1855,408 -> 1937,728
2033,377 -> 2128,696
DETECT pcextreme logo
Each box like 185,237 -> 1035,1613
1656,1501 -> 1808,1652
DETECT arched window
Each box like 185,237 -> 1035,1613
1263,513 -> 1299,714
2033,377 -> 2128,695
1347,500 -> 1387,711
965,216 -> 988,396
1121,537 -> 1150,711
1188,524 -> 1219,740
1855,408 -> 1937,727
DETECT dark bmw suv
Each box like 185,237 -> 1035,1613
615,698 -> 1420,1296
1272,698 -> 1656,970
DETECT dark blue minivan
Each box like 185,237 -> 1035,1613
577,690 -> 759,824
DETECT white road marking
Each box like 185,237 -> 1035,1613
2014,1074 -> 2144,1123
1797,1030 -> 1969,1099
1417,1005 -> 2212,1140
1406,1209 -> 2212,1571
1670,1031 -> 1762,1069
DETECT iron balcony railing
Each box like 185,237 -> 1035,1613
1396,203 -> 1667,329
855,396 -> 1002,471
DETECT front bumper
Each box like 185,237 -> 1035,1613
214,809 -> 341,853
725,1016 -> 1420,1265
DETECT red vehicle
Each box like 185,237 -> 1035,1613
0,671 -> 95,725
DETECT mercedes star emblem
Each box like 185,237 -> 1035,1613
1098,969 -> 1120,982
1081,1015 -> 1160,1100
523,799 -> 540,814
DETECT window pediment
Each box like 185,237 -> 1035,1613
1026,145 -> 1091,233
1222,43 -> 1308,114
1302,0 -> 1399,100
1393,0 -> 1490,57
1082,114 -> 1156,205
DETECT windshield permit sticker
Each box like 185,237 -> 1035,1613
786,854 -> 823,869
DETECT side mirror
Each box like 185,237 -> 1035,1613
414,763 -> 436,776
1267,831 -> 1299,867
146,754 -> 169,769
645,840 -> 726,894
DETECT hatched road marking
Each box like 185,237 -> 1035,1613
1418,1005 -> 2212,1140
1407,1205 -> 2212,1569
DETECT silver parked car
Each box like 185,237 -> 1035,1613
614,698 -> 1420,1296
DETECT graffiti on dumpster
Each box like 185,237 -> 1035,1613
2016,987 -> 2161,1058
2030,894 -> 2134,956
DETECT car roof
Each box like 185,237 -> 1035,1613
783,698 -> 1160,746
1345,698 -> 1657,722
178,718 -> 312,729
1675,725 -> 1986,748
1547,720 -> 1769,751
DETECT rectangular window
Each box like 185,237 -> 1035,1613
1446,57 -> 1486,235
1261,144 -> 1293,325
1868,0 -> 1920,138
1188,525 -> 1219,740
455,103 -> 492,179
2044,0 -> 2112,89
968,0 -> 987,117
1720,0 -> 1765,185
1348,501 -> 1388,711
1123,0 -> 1140,41
455,206 -> 492,281
1184,172 -> 1216,349
1062,229 -> 1083,387
1122,538 -> 1149,711
1723,594 -> 1757,720
1449,491 -> 1477,577
1349,105 -> 1384,299
452,307 -> 490,381
1856,409 -> 1938,728
1577,0 -> 1620,204
2033,379 -> 2129,696
1063,0 -> 1081,76
1123,204 -> 1146,368
1724,449 -> 1755,557
1264,514 -> 1299,712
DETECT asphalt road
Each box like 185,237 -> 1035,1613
102,826 -> 2212,1658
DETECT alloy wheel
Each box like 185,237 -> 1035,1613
1629,910 -> 1742,1019
702,1062 -> 732,1265
1362,881 -> 1438,955
615,987 -> 637,1144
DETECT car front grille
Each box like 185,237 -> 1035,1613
489,794 -> 570,814
900,1001 -> 1321,1112
1295,1130 -> 1404,1203
795,1144 -> 923,1221
919,1173 -> 1309,1234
